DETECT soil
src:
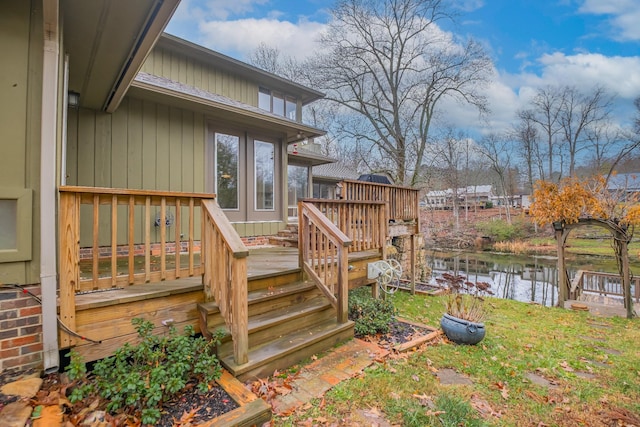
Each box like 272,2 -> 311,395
0,370 -> 239,426
360,318 -> 437,349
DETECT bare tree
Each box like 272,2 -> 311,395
477,133 -> 515,224
518,87 -> 565,181
513,115 -> 542,193
308,0 -> 492,185
249,43 -> 301,81
558,86 -> 614,176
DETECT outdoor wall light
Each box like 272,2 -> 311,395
68,91 -> 80,108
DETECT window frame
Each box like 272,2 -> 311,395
0,188 -> 32,263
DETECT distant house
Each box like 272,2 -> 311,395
424,185 -> 494,209
607,173 -> 640,199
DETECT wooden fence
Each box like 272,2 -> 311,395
340,179 -> 419,223
570,270 -> 640,302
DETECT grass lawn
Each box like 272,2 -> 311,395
526,236 -> 640,258
273,291 -> 640,426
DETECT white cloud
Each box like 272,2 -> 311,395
578,0 -> 640,41
198,18 -> 326,61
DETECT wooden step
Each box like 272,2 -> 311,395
220,319 -> 354,381
217,296 -> 335,358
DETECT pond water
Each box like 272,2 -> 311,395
424,250 -> 640,307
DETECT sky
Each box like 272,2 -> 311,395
165,0 -> 640,134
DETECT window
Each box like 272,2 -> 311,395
215,133 -> 239,209
285,97 -> 297,120
272,93 -> 284,116
258,87 -> 297,120
0,188 -> 32,262
255,141 -> 275,210
258,87 -> 271,111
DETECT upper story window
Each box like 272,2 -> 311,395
258,87 -> 297,121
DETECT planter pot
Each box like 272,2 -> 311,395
440,313 -> 485,345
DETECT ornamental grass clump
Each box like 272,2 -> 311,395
436,273 -> 492,323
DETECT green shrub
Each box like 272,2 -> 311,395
348,287 -> 396,337
65,318 -> 222,425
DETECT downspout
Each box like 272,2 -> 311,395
41,0 -> 60,372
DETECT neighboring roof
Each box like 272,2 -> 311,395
358,174 -> 393,184
463,185 -> 493,194
607,173 -> 640,191
157,34 -> 325,106
131,72 -> 326,142
288,144 -> 335,166
63,0 -> 180,112
313,164 -> 360,181
425,189 -> 452,198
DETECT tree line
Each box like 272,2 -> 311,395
249,0 -> 640,195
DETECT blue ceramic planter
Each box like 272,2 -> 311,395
440,313 -> 485,345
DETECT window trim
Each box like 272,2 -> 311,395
0,188 -> 32,263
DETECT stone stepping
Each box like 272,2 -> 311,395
579,335 -> 606,343
584,359 -> 611,369
525,372 -> 558,389
435,368 -> 473,385
595,347 -> 622,356
575,371 -> 597,380
586,321 -> 613,329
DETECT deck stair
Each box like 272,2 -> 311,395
268,223 -> 299,247
197,277 -> 354,381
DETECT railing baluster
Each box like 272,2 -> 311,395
92,194 -> 99,288
189,198 -> 194,276
175,198 -> 181,278
160,197 -> 166,280
145,196 -> 151,283
111,195 -> 118,287
128,196 -> 135,284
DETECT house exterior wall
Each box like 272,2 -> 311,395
65,97 -> 207,246
141,47 -> 256,106
0,0 -> 56,373
0,0 -> 43,286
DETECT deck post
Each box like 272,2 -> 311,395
620,239 -> 632,319
555,227 -> 567,307
337,244 -> 349,323
232,257 -> 249,364
59,192 -> 79,347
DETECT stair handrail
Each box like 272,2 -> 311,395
201,199 -> 249,365
298,201 -> 352,323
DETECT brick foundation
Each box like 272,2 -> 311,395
0,285 -> 43,373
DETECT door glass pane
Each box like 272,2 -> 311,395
0,199 -> 17,250
288,165 -> 308,216
215,133 -> 239,209
255,141 -> 275,210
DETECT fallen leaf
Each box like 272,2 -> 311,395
425,410 -> 446,416
411,374 -> 420,382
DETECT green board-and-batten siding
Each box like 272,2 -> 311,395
0,0 -> 45,284
141,47 -> 256,106
66,97 -> 206,246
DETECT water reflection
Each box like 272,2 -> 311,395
425,251 -> 640,307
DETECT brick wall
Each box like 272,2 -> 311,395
0,285 -> 43,373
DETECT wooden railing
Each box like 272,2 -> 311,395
59,186 -> 214,292
202,200 -> 249,365
302,199 -> 386,253
299,201 -> 352,323
340,179 -> 420,223
570,270 -> 640,302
